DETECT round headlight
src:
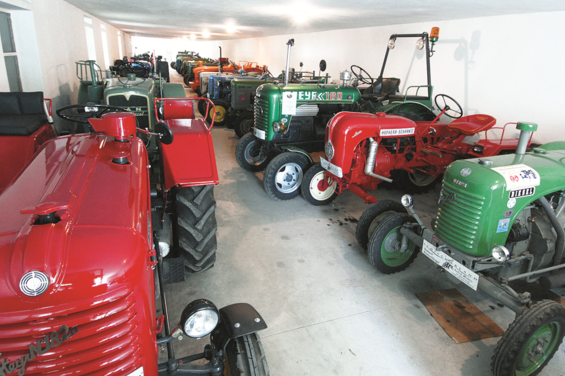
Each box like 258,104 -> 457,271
401,194 -> 413,207
492,245 -> 510,262
273,122 -> 281,132
416,38 -> 425,50
179,299 -> 219,338
388,38 -> 395,50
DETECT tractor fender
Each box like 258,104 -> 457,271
326,111 -> 417,174
538,141 -> 565,151
280,146 -> 314,164
161,82 -> 186,98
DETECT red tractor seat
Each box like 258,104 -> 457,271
448,114 -> 496,136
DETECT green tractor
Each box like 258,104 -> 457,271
235,39 -> 362,200
362,123 -> 565,376
68,60 -> 185,134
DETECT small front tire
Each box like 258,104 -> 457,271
367,213 -> 419,274
235,133 -> 270,172
301,163 -> 337,206
491,299 -> 565,376
264,152 -> 310,201
225,333 -> 270,376
355,200 -> 407,250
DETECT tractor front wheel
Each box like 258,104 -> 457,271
234,112 -> 254,139
206,99 -> 230,127
355,200 -> 407,250
264,152 -> 310,201
235,133 -> 270,172
224,333 -> 270,376
173,185 -> 217,275
367,213 -> 419,274
491,299 -> 565,376
301,163 -> 337,206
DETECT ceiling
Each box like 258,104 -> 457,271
65,0 -> 565,40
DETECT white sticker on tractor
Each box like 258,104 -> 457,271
282,91 -> 297,115
507,198 -> 516,208
380,128 -> 415,137
492,164 -> 540,190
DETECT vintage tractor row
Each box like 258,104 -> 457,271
358,124 -> 565,376
301,94 -> 532,206
0,97 -> 269,375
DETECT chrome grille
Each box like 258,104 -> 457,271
254,97 -> 269,131
0,289 -> 143,375
435,183 -> 485,251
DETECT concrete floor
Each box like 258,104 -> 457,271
163,71 -> 565,376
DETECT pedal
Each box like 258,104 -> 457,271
162,257 -> 185,284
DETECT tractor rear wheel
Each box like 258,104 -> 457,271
205,99 -> 230,127
197,93 -> 208,117
234,112 -> 254,139
389,169 -> 439,193
173,185 -> 217,275
264,152 -> 310,201
491,300 -> 565,376
301,163 -> 337,206
355,200 -> 407,250
224,333 -> 270,376
367,213 -> 419,274
235,133 -> 271,172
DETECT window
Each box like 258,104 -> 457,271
84,16 -> 96,61
101,30 -> 110,68
117,31 -> 123,58
0,11 -> 21,92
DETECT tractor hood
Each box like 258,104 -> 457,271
105,76 -> 155,94
435,148 -> 565,257
256,82 -> 360,104
0,132 -> 152,321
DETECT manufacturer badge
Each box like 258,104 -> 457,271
20,271 -> 49,296
509,187 -> 535,199
452,178 -> 467,188
460,168 -> 472,177
507,198 -> 516,208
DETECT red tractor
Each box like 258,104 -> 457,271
0,99 -> 269,376
0,92 -> 55,194
301,95 -> 533,206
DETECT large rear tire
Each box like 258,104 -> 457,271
173,185 -> 217,275
234,112 -> 254,139
389,169 -> 439,193
491,300 -> 565,376
197,92 -> 208,117
355,200 -> 407,250
235,133 -> 270,172
205,99 -> 230,127
224,333 -> 270,376
367,214 -> 419,274
264,152 -> 310,201
301,163 -> 337,206
183,75 -> 191,87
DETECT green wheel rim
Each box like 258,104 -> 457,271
381,227 -> 416,267
516,321 -> 562,375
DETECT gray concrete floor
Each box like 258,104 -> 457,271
163,71 -> 565,376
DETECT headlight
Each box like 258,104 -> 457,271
273,121 -> 281,132
179,299 -> 219,338
492,245 -> 510,262
401,194 -> 413,207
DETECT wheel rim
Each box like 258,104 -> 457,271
274,163 -> 303,193
516,321 -> 563,375
210,105 -> 226,122
243,140 -> 267,166
408,169 -> 437,186
367,211 -> 399,240
310,170 -> 336,201
381,227 -> 416,266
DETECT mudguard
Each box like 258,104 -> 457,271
280,146 -> 314,164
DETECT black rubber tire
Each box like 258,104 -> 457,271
301,163 -> 338,206
491,300 -> 565,376
197,93 -> 208,117
234,112 -> 254,139
183,75 -> 191,87
367,213 -> 420,274
389,169 -> 439,194
225,333 -> 270,376
205,99 -> 230,127
264,152 -> 311,201
170,61 -> 176,69
173,185 -> 217,275
355,200 -> 407,250
235,133 -> 270,172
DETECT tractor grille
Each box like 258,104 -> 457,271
231,87 -> 252,110
254,96 -> 269,132
107,94 -> 150,130
435,183 -> 485,252
0,289 -> 143,375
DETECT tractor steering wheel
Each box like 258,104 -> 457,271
350,65 -> 374,85
57,104 -> 128,124
434,94 -> 463,119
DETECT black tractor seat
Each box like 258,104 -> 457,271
0,92 -> 49,136
362,77 -> 400,102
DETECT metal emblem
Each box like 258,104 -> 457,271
438,190 -> 456,205
325,140 -> 334,160
460,168 -> 472,177
20,271 -> 49,296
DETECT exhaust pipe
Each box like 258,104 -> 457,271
515,122 -> 538,155
219,46 -> 223,73
284,39 -> 294,85
365,138 -> 393,183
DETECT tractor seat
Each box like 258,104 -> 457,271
448,114 -> 496,136
0,92 -> 48,136
0,115 -> 48,136
160,99 -> 195,120
362,77 -> 400,101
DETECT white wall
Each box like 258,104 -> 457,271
215,11 -> 565,144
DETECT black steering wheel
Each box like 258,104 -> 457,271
57,104 -> 128,124
350,65 -> 374,85
434,94 -> 463,119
